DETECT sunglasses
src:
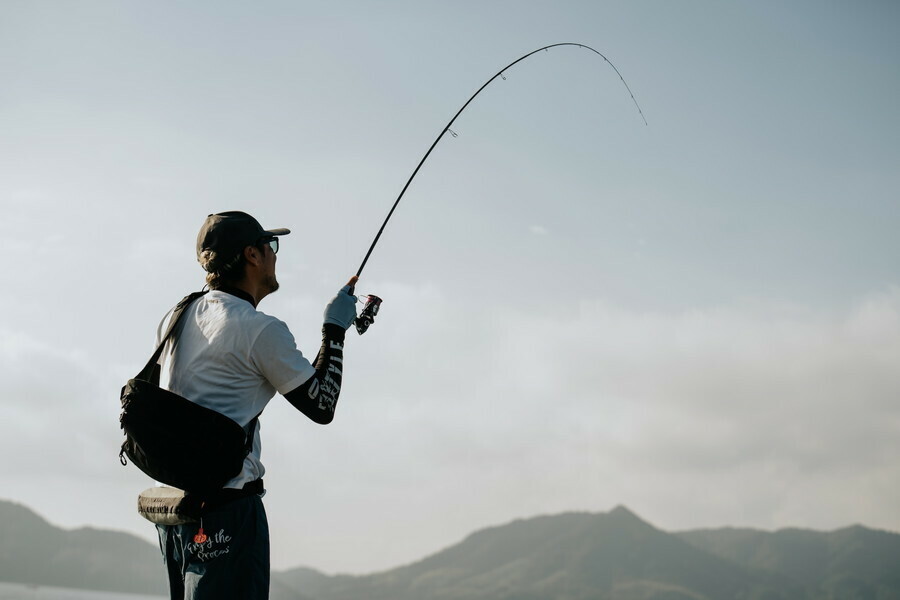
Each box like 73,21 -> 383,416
259,237 -> 279,254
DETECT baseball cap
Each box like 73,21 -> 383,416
196,211 -> 290,266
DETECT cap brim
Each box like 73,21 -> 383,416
265,228 -> 290,236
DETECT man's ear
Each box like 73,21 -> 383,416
244,245 -> 263,267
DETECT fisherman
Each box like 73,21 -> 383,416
153,211 -> 358,599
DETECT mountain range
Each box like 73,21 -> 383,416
2,498 -> 898,599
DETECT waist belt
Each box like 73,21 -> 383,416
190,478 -> 265,512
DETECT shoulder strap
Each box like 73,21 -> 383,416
137,291 -> 209,382
244,411 -> 263,452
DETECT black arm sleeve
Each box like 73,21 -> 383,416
283,324 -> 346,424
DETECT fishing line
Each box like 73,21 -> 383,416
355,42 -> 647,279
351,43 -> 645,335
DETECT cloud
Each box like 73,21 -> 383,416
4,281 -> 899,573
529,225 -> 549,235
483,288 -> 900,479
0,331 -> 115,480
256,283 -> 900,571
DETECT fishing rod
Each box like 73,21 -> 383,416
352,43 -> 646,335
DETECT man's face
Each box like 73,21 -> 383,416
261,238 -> 279,295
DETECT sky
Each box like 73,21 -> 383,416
1,0 -> 899,575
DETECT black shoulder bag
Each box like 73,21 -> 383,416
119,291 -> 257,493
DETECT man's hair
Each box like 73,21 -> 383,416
199,241 -> 272,289
198,249 -> 247,289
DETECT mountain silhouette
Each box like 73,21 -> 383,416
678,524 -> 900,598
279,506 -> 790,599
3,498 -> 899,599
0,499 -> 166,595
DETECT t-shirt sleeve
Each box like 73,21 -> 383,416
251,319 -> 317,394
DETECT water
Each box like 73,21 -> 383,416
0,582 -> 165,600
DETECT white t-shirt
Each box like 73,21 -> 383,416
156,290 -> 317,489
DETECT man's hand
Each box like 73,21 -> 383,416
345,275 -> 359,294
323,276 -> 360,329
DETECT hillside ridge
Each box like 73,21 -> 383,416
3,498 -> 899,600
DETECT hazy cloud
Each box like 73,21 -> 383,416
0,331 -> 114,479
2,278 -> 898,574
257,283 -> 900,571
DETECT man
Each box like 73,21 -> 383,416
153,211 -> 358,599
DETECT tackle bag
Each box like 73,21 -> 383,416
137,486 -> 201,526
119,291 -> 257,493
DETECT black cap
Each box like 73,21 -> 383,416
196,211 -> 290,268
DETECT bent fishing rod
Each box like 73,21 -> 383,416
352,43 -> 647,335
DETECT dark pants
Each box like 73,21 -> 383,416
157,494 -> 270,600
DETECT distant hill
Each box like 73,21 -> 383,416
677,525 -> 900,599
0,498 -> 303,600
0,499 -> 166,595
3,498 -> 899,599
276,506 -> 793,600
276,506 -> 900,600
